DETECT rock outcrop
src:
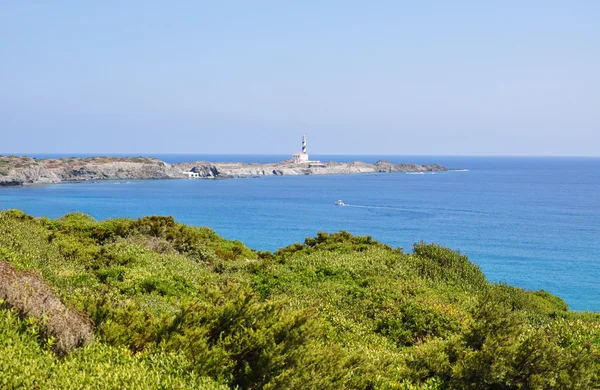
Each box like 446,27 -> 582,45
0,155 -> 448,186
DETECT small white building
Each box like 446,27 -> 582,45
183,171 -> 199,178
292,152 -> 309,164
292,135 -> 309,164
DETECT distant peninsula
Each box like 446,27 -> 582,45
0,155 -> 448,187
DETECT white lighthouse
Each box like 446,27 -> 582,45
292,135 -> 309,164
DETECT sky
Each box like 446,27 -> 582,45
1,1 -> 598,156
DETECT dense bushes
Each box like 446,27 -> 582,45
0,307 -> 226,389
0,209 -> 599,389
405,292 -> 599,389
411,242 -> 487,291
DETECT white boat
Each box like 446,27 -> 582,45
336,200 -> 345,206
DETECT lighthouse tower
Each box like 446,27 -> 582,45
292,135 -> 309,164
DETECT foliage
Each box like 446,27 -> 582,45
0,307 -> 226,389
0,209 -> 599,389
411,241 -> 487,291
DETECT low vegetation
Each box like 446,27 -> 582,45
0,155 -> 160,172
0,155 -> 36,169
0,209 -> 598,389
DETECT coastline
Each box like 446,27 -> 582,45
0,155 -> 448,187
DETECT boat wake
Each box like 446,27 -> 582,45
342,203 -> 419,212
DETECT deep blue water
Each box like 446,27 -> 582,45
1,155 -> 599,311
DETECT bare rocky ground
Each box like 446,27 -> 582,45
0,155 -> 447,186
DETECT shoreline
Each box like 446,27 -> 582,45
11,170 -> 455,187
0,155 -> 448,187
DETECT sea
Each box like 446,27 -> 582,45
1,154 -> 599,312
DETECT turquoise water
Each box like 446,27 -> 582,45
1,155 -> 599,311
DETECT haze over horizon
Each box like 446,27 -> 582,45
1,1 -> 598,156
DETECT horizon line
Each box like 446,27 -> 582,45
2,152 -> 600,159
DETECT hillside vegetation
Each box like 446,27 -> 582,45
0,209 -> 599,389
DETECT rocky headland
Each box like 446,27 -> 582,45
0,155 -> 447,186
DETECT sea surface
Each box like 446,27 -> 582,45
1,154 -> 599,312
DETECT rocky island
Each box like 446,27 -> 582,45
0,155 -> 447,186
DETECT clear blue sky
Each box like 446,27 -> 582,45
1,1 -> 598,155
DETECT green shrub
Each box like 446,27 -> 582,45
412,242 -> 488,291
0,307 -> 227,389
375,300 -> 461,346
0,210 -> 598,389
